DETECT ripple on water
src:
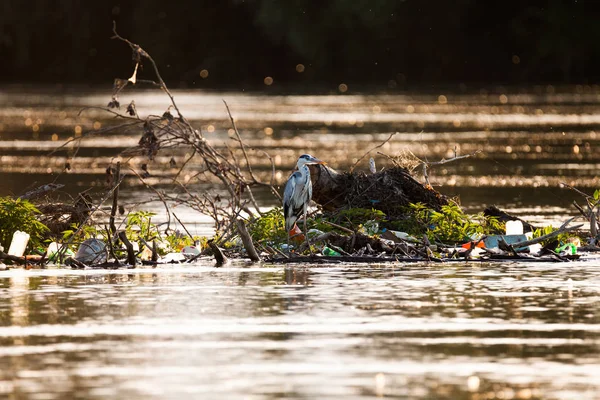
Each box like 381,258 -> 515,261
0,263 -> 598,399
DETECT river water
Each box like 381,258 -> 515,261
1,263 -> 599,399
1,86 -> 600,398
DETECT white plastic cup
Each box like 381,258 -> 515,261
8,231 -> 30,257
505,220 -> 524,235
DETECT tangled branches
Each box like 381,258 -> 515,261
68,23 -> 277,242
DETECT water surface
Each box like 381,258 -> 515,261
0,263 -> 599,399
1,87 -> 600,399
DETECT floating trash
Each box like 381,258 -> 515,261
8,231 -> 30,257
75,238 -> 107,264
46,242 -> 75,262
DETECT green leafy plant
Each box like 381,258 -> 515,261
0,197 -> 49,249
62,223 -> 101,242
163,233 -> 207,254
531,225 -> 576,246
126,211 -> 158,242
409,202 -> 504,243
249,208 -> 287,243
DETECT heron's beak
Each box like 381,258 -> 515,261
312,159 -> 326,165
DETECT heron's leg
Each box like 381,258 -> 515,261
304,215 -> 313,256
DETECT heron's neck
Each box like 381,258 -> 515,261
298,164 -> 310,177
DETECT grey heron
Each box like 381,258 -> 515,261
283,154 -> 326,252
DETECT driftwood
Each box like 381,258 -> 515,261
235,219 -> 261,262
207,240 -> 228,267
309,164 -> 448,218
19,183 -> 65,200
0,250 -> 27,265
118,231 -> 136,266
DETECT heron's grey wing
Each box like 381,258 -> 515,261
283,171 -> 302,230
283,173 -> 298,212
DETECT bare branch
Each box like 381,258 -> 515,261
350,132 -> 397,173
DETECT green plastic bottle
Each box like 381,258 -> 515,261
322,246 -> 341,256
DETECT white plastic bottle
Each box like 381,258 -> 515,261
505,220 -> 524,235
8,231 -> 30,257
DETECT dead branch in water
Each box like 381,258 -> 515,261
236,219 -> 261,262
19,183 -> 65,200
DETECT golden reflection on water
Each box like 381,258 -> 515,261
0,264 -> 598,399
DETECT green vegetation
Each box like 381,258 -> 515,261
248,204 -> 508,250
248,208 -> 287,244
530,225 -> 577,247
408,203 -> 505,243
126,211 -> 158,243
61,210 -> 204,258
0,197 -> 48,249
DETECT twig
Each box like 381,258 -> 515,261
104,225 -> 120,266
265,244 -> 289,259
421,149 -> 482,186
350,132 -> 397,173
109,161 -> 121,235
560,182 -> 593,200
323,220 -> 354,234
223,100 -> 256,181
67,258 -> 87,269
172,213 -> 194,242
112,21 -> 190,127
129,168 -> 172,232
56,175 -> 125,260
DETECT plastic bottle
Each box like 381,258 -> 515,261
505,220 -> 524,235
322,246 -> 341,256
8,231 -> 30,257
555,243 -> 577,255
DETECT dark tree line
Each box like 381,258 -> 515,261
0,0 -> 598,88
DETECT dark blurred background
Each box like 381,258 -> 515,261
0,0 -> 598,90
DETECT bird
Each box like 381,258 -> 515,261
283,154 -> 326,252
